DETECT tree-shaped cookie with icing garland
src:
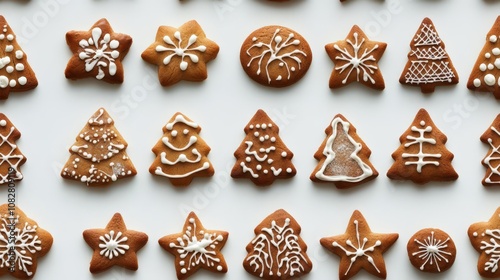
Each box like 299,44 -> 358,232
0,113 -> 26,185
480,114 -> 500,186
0,16 -> 38,99
141,20 -> 219,87
243,209 -> 313,280
231,109 -> 296,186
310,114 -> 378,189
468,16 -> 500,99
149,112 -> 214,186
65,18 -> 132,84
325,25 -> 386,90
387,108 -> 458,184
468,207 -> 500,278
400,17 -> 459,93
61,108 -> 137,186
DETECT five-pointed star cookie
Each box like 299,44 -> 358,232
320,210 -> 398,280
65,18 -> 132,84
141,20 -> 219,87
158,212 -> 228,280
325,25 -> 387,90
83,213 -> 148,274
468,207 -> 500,278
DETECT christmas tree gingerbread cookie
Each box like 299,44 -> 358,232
150,112 -> 214,186
243,209 -> 313,279
400,18 -> 459,93
387,108 -> 458,184
0,114 -> 26,185
65,18 -> 133,84
231,109 -> 296,186
480,114 -> 500,186
310,114 -> 378,189
0,16 -> 38,99
61,108 -> 137,186
468,207 -> 500,278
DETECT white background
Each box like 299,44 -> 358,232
0,0 -> 498,279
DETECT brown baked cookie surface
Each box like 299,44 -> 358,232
469,207 -> 500,278
240,25 -> 312,87
481,114 -> 500,186
0,114 -> 26,185
407,228 -> 456,273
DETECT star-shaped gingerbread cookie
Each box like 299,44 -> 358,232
325,25 -> 387,90
320,210 -> 398,280
141,20 -> 219,87
65,18 -> 132,84
83,213 -> 148,274
468,207 -> 500,278
158,212 -> 228,280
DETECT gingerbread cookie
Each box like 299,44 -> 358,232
231,109 -> 296,186
158,212 -> 228,280
400,18 -> 458,93
0,204 -> 53,279
325,25 -> 386,90
468,16 -> 500,99
481,114 -> 500,186
150,112 -> 214,186
243,209 -> 312,279
65,18 -> 132,84
320,210 -> 398,280
240,25 -> 312,87
468,207 -> 500,278
0,114 -> 26,185
142,20 -> 219,86
83,213 -> 148,274
387,108 -> 458,184
407,228 -> 456,273
0,16 -> 38,100
310,114 -> 378,189
61,108 -> 137,186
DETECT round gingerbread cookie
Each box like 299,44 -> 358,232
407,228 -> 456,273
240,25 -> 312,87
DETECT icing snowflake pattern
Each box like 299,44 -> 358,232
401,120 -> 441,173
169,217 -> 225,275
332,219 -> 382,275
246,28 -> 306,83
99,230 -> 129,260
155,31 -> 207,71
484,127 -> 500,184
412,231 -> 452,272
476,229 -> 500,273
78,27 -> 120,80
334,32 -> 379,85
0,214 -> 41,277
246,218 -> 309,278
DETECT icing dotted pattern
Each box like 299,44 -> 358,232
99,230 -> 129,260
0,25 -> 28,89
0,119 -> 24,183
473,34 -> 500,88
484,126 -> 500,184
0,214 -> 41,277
168,216 -> 224,275
155,31 -> 206,71
473,229 -> 500,273
78,27 -> 120,80
246,28 -> 306,84
401,120 -> 441,173
411,231 -> 452,272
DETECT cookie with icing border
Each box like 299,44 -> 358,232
231,109 -> 296,186
240,25 -> 312,87
320,210 -> 398,280
480,114 -> 500,186
158,212 -> 228,280
325,25 -> 386,90
0,114 -> 26,185
310,114 -> 378,189
400,18 -> 458,93
65,18 -> 132,84
407,228 -> 456,273
468,207 -> 500,278
141,20 -> 219,87
150,112 -> 214,186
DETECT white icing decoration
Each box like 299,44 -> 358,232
17,77 -> 27,86
478,229 -> 500,273
474,78 -> 482,87
0,120 -> 5,126
0,56 -> 11,69
0,123 -> 24,183
492,35 -> 498,43
483,126 -> 500,184
5,45 -> 13,52
155,31 -> 206,71
485,74 -> 496,86
246,28 -> 307,83
5,66 -> 12,74
401,120 -> 441,173
99,230 -> 129,259
332,220 -> 381,275
15,63 -> 24,71
0,76 -> 7,88
166,114 -> 198,130
6,34 -> 13,41
78,27 -> 120,80
412,231 -> 451,272
15,50 -> 23,59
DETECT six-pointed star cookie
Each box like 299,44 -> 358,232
141,20 -> 219,87
65,18 -> 132,84
158,212 -> 228,280
468,207 -> 500,278
320,210 -> 398,280
83,213 -> 148,274
325,25 -> 387,90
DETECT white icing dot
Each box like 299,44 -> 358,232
473,232 -> 478,237
485,74 -> 496,86
262,123 -> 267,129
256,165 -> 262,170
254,132 -> 259,137
480,63 -> 487,71
474,78 -> 481,87
183,129 -> 189,135
265,135 -> 269,140
493,48 -> 500,56
276,75 -> 282,81
180,261 -> 185,266
217,265 -> 223,271
498,77 -> 500,86
491,35 -> 498,43
0,76 -> 8,88
249,125 -> 254,129
268,123 -> 272,127
281,152 -> 287,157
110,39 -> 119,49
6,34 -> 13,41
291,67 -> 296,72
5,66 -> 13,74
0,34 -> 4,40
259,136 -> 265,142
181,268 -> 187,274
256,124 -> 260,129
279,62 -> 284,67
419,120 -> 425,126
171,130 -> 178,137
18,76 -> 27,85
495,58 -> 500,69
246,157 -> 251,162
267,159 -> 273,164
15,50 -> 23,59
189,218 -> 195,223
5,45 -> 13,52
489,63 -> 495,70
0,120 -> 6,127
252,37 -> 257,41
15,63 -> 24,71
270,137 -> 276,142
286,168 -> 292,173
486,53 -> 492,58
9,80 -> 15,87
263,170 -> 269,174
